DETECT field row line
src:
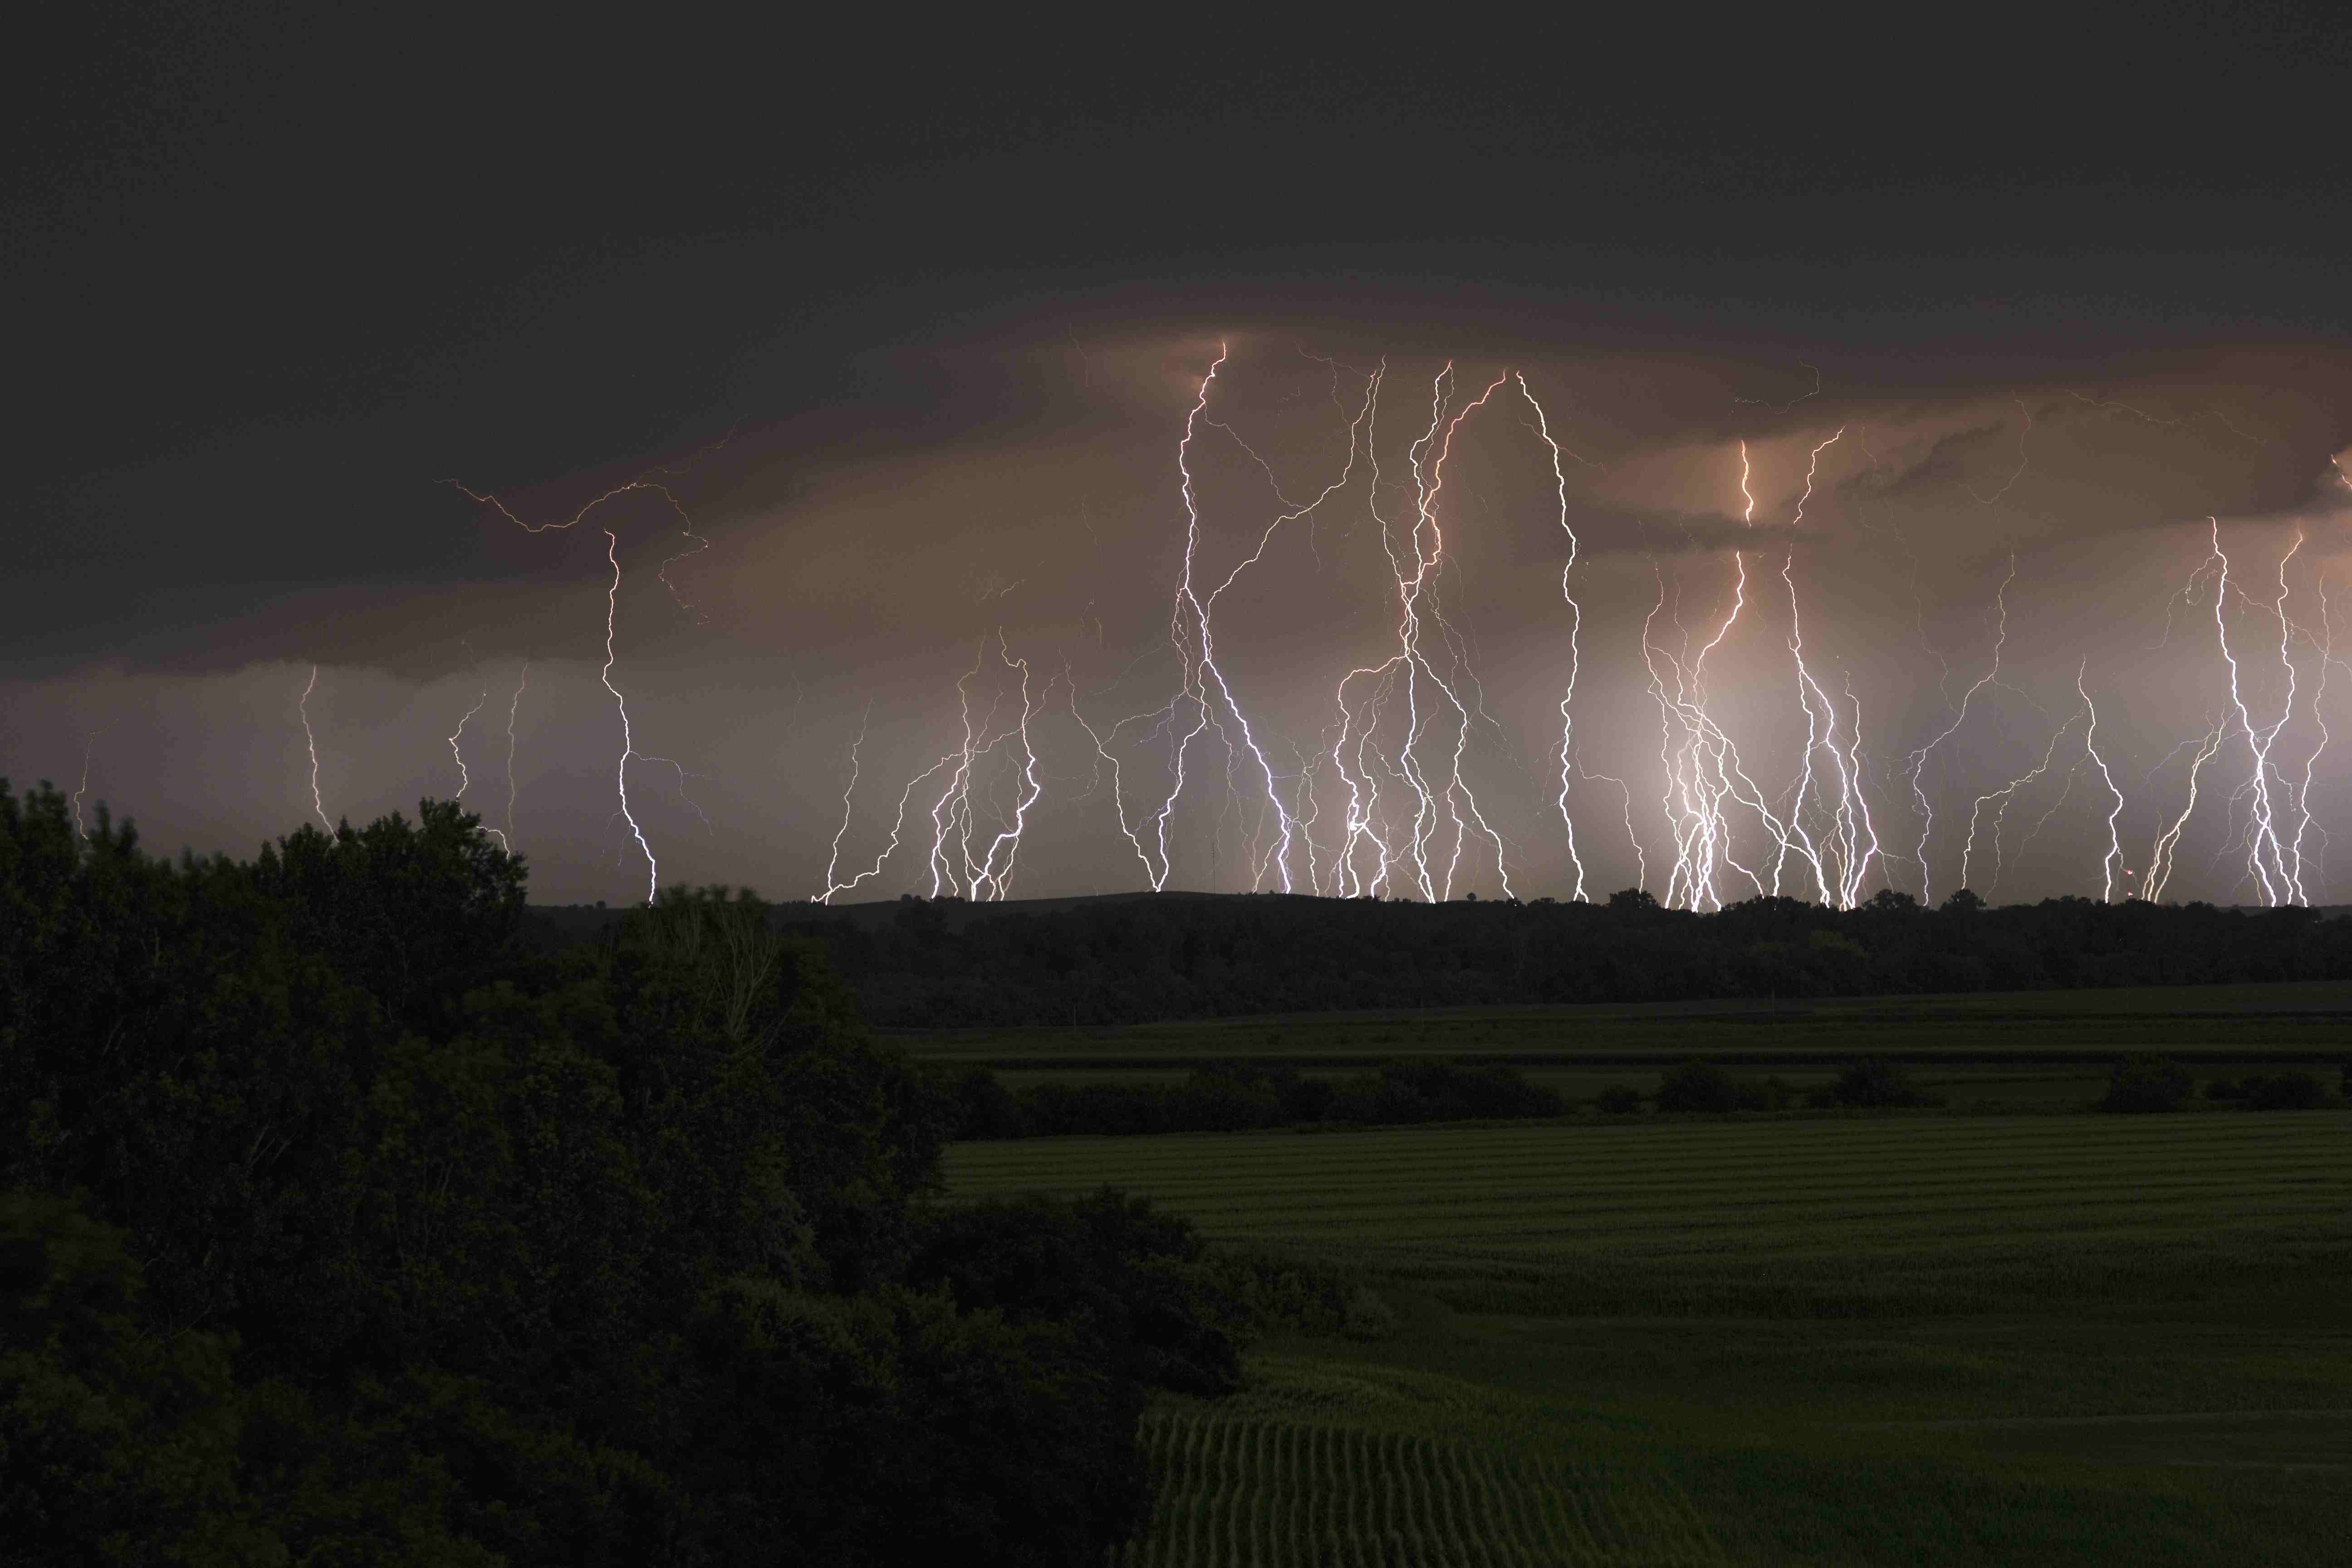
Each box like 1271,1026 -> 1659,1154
1121,1409 -> 1731,1568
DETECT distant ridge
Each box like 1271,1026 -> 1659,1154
528,886 -> 1239,941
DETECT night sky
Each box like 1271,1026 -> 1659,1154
8,7 -> 2349,907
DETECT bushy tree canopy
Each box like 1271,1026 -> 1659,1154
0,781 -> 1168,1564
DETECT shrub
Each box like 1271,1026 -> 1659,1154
949,1065 -> 1030,1137
1330,1061 -> 1565,1125
2247,1071 -> 2325,1110
1735,1074 -> 1796,1112
1596,1084 -> 1644,1114
2102,1054 -> 2193,1112
1655,1060 -> 1739,1113
907,1188 -> 1242,1396
2204,1075 -> 2249,1101
1831,1056 -> 1939,1107
1340,1286 -> 1398,1341
1193,1247 -> 1375,1340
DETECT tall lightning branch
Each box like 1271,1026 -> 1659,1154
967,646 -> 1044,902
298,666 -> 331,833
2267,531 -> 2310,905
2078,659 -> 2126,902
599,530 -> 658,905
1194,367 -> 1377,893
1396,367 -> 1518,901
815,750 -> 956,904
2208,519 -> 2299,904
1648,441 -> 1813,910
448,689 -> 490,804
499,662 -> 528,854
1774,430 -> 1865,905
69,736 -> 96,841
904,636 -> 1054,902
1906,553 -> 2018,902
451,445 -> 731,893
1961,706 -> 2081,896
2144,714 -> 2227,902
1131,346 -> 1377,895
1146,346 -> 1234,892
2289,571 -> 2334,899
818,704 -> 872,904
1317,359 -> 1524,902
1518,373 -> 1591,901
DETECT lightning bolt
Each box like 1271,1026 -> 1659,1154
495,661 -> 527,855
818,703 -> 872,904
1519,372 -> 1592,902
1961,706 -> 2079,897
298,666 -> 331,833
2288,570 -> 2334,899
69,735 -> 95,841
1965,397 -> 2035,506
451,442 -> 735,895
1906,553 -> 2019,904
2078,659 -> 2125,902
598,531 -> 658,905
2209,519 -> 2303,905
448,688 -> 489,804
2144,713 -> 2226,902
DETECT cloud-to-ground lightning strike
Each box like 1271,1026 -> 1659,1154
1643,435 -> 1889,912
449,445 -> 735,892
598,531 -> 658,904
1906,554 -> 2019,904
1961,706 -> 2081,897
497,662 -> 528,854
69,736 -> 96,841
447,684 -> 519,853
2206,519 -> 2309,906
1519,373 -> 1592,902
818,704 -> 872,903
2143,715 -> 2227,902
1132,343 -> 1363,897
2289,574 -> 2334,897
1773,429 -> 1883,906
447,689 -> 489,803
298,666 -> 331,832
2078,659 -> 2126,902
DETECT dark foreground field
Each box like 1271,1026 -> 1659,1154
941,985 -> 2352,1566
951,1115 -> 2351,1566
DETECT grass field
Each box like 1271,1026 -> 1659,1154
947,1108 -> 2352,1565
949,1112 -> 2352,1314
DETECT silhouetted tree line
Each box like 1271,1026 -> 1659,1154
1638,1055 -> 1947,1114
941,1059 -> 1565,1139
0,782 -> 1279,1566
2101,1054 -> 2345,1112
750,886 -> 2352,1028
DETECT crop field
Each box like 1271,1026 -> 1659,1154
949,1108 -> 2352,1564
1117,1407 -> 1728,1567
